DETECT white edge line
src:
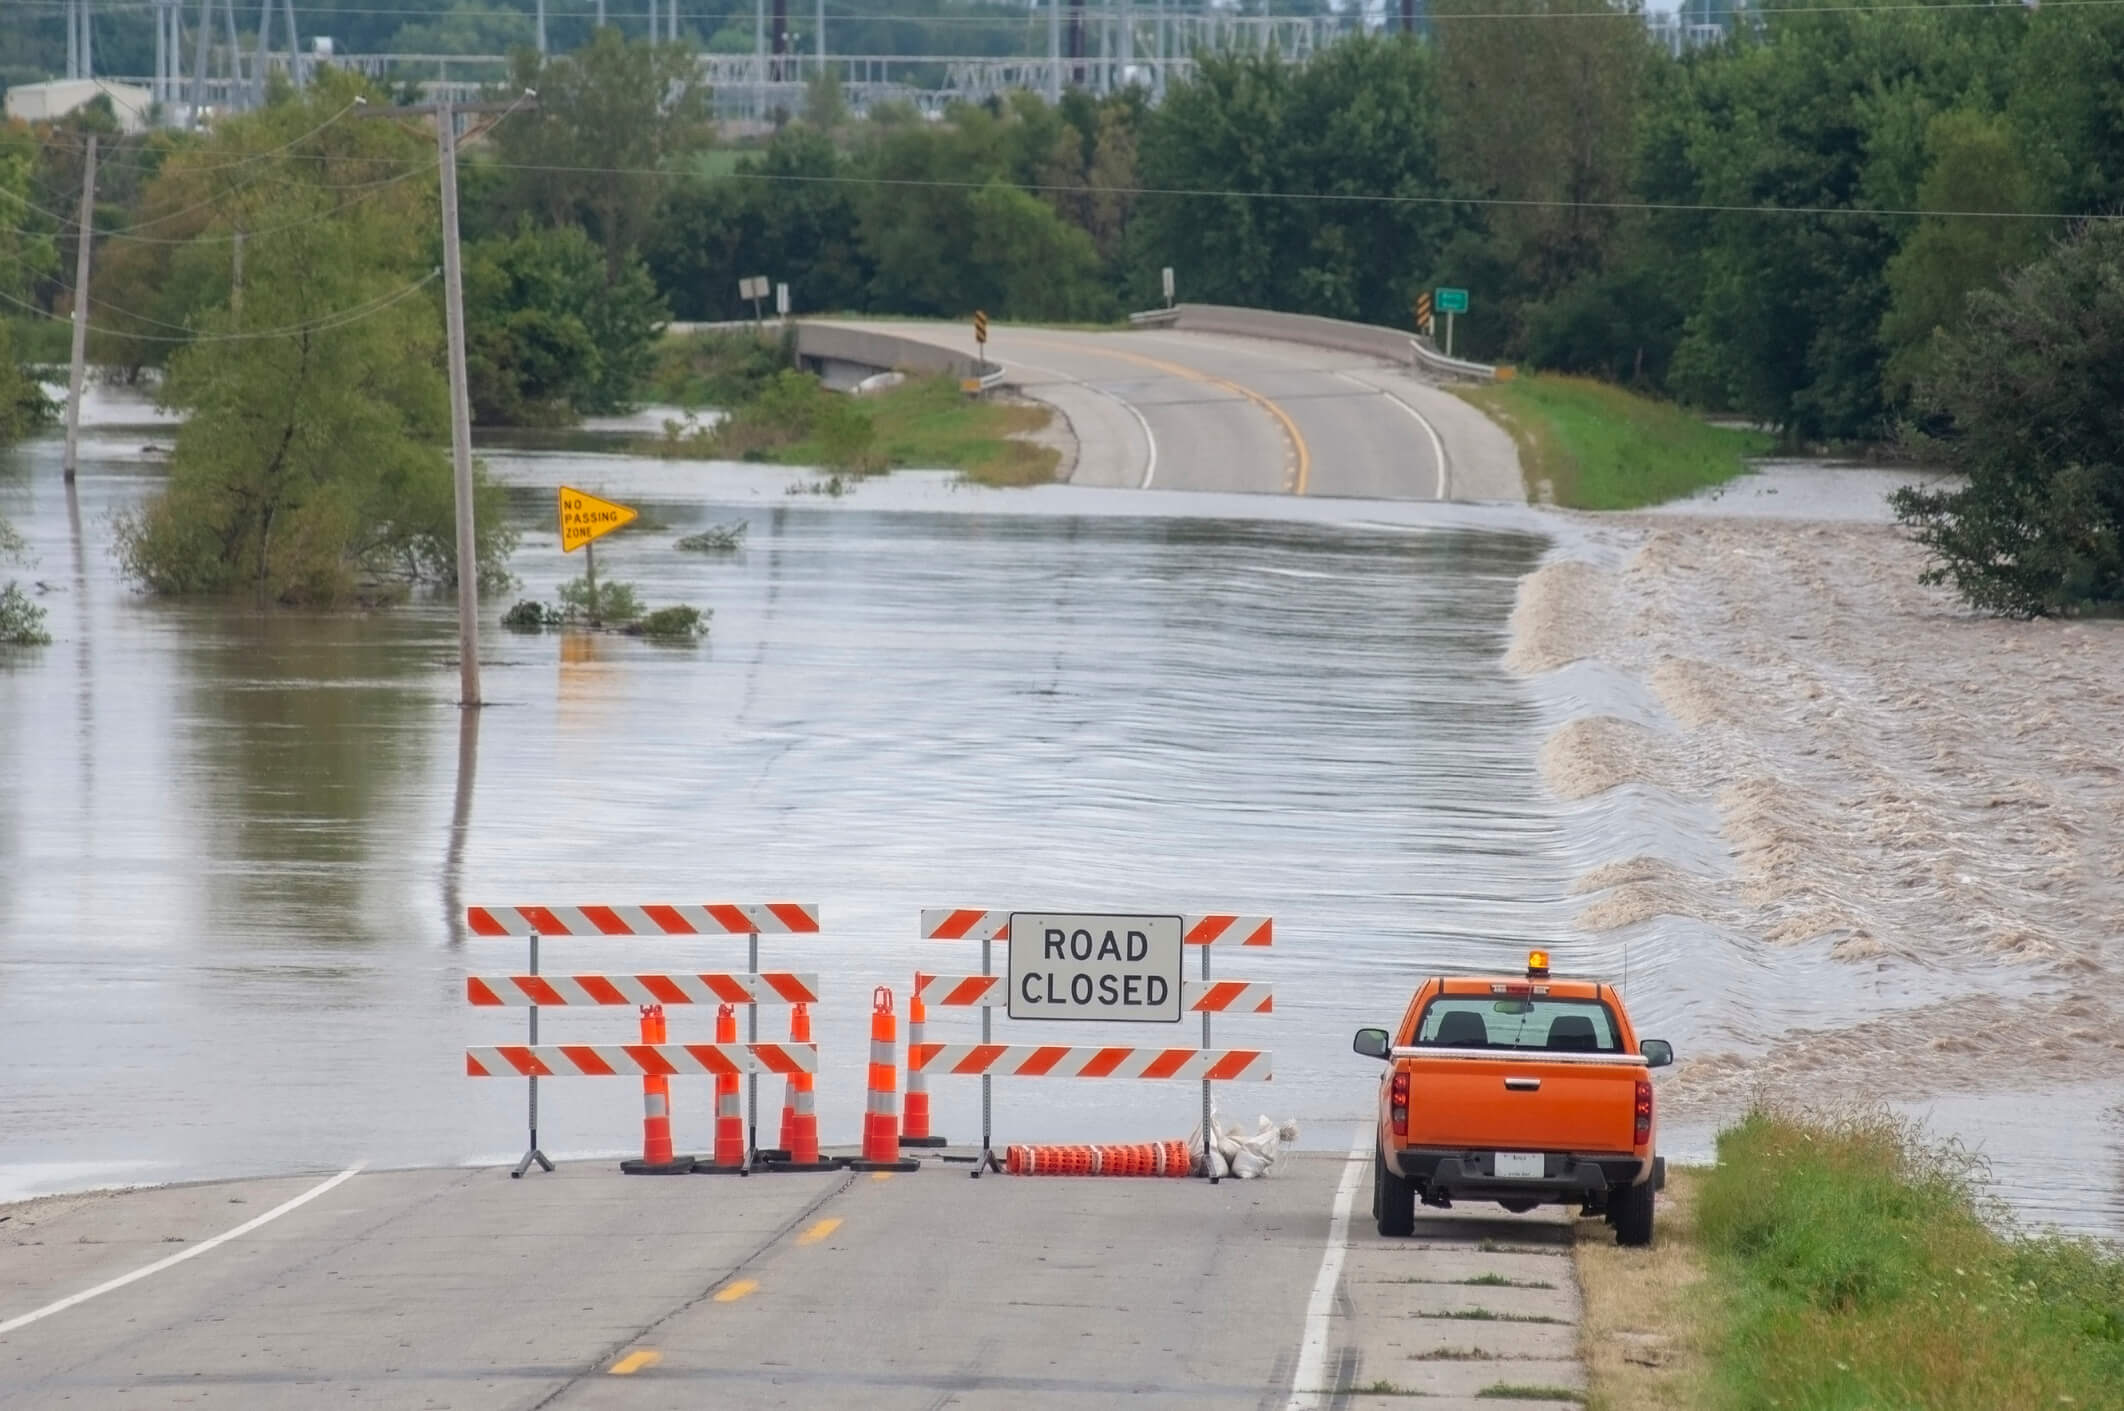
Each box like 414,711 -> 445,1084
1338,370 -> 1449,500
992,352 -> 1158,490
1284,1127 -> 1370,1410
0,1164 -> 365,1338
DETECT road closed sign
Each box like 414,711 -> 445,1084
1008,913 -> 1183,1023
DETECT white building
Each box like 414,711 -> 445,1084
4,79 -> 156,134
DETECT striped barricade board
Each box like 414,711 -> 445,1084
468,973 -> 821,1006
921,909 -> 1271,947
468,903 -> 821,937
914,973 -> 1271,1014
910,1044 -> 1271,1082
467,1043 -> 817,1078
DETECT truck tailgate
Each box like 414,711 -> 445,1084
1401,1054 -> 1639,1153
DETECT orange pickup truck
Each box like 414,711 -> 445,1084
1353,950 -> 1674,1246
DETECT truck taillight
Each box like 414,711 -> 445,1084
1634,1078 -> 1653,1145
1391,1072 -> 1409,1138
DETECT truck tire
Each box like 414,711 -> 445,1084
1612,1178 -> 1655,1247
1376,1145 -> 1415,1238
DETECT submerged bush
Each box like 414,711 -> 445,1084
0,581 -> 50,646
629,604 -> 709,640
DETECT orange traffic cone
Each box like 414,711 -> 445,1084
901,975 -> 947,1148
693,1003 -> 750,1175
621,1005 -> 693,1175
758,1002 -> 841,1172
848,987 -> 919,1172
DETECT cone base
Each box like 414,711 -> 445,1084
755,1158 -> 849,1173
689,1160 -> 751,1176
620,1156 -> 697,1176
845,1157 -> 922,1172
752,1147 -> 792,1163
899,1134 -> 949,1148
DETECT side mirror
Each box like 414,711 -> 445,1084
1352,1027 -> 1391,1061
1640,1039 -> 1674,1069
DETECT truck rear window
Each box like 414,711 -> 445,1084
1413,996 -> 1622,1053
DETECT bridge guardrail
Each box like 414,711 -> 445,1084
1128,303 -> 1506,381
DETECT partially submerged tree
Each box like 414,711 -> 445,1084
1891,220 -> 2124,617
115,80 -> 514,604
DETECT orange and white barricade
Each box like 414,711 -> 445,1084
916,909 -> 1274,1177
463,901 -> 822,1178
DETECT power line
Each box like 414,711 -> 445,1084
0,267 -> 441,342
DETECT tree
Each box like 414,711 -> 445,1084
1890,221 -> 2124,617
496,30 -> 713,283
114,83 -> 514,604
464,221 -> 665,423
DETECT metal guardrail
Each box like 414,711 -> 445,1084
1408,335 -> 1501,382
1127,304 -> 1507,382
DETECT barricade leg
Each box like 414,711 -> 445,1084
757,1002 -> 842,1172
847,987 -> 919,1172
621,1005 -> 694,1175
901,975 -> 947,1148
693,1003 -> 750,1175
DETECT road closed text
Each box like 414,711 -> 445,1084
1007,913 -> 1184,1023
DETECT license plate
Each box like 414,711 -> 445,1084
1495,1152 -> 1544,1179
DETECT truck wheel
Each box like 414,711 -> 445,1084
1612,1178 -> 1655,1248
1376,1145 -> 1415,1238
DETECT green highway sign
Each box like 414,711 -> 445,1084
1435,287 -> 1469,314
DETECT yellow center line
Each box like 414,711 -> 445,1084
796,1217 -> 843,1246
1015,333 -> 1313,496
714,1278 -> 759,1303
870,1171 -> 895,1182
607,1349 -> 661,1376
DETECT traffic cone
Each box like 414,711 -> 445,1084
621,1005 -> 693,1175
757,1001 -> 841,1172
692,1003 -> 749,1175
847,987 -> 919,1172
900,975 -> 947,1147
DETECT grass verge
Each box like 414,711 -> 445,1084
1452,374 -> 1771,510
1579,1109 -> 2124,1411
642,370 -> 1059,487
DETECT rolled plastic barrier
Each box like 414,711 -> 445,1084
1005,1141 -> 1193,1177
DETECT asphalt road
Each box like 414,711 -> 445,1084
834,322 -> 1524,502
1,1148 -> 1588,1410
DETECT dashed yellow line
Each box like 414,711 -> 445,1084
870,1171 -> 895,1183
1016,334 -> 1313,495
714,1278 -> 759,1303
796,1217 -> 843,1246
607,1349 -> 661,1375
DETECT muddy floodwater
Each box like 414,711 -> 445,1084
3,405 -> 2119,1241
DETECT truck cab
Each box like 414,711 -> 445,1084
1353,950 -> 1674,1246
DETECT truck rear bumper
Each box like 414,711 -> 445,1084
1394,1149 -> 1662,1206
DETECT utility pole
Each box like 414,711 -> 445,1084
230,225 -> 244,320
360,97 -> 535,709
62,135 -> 97,485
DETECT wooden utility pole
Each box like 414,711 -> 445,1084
360,97 -> 536,709
62,134 -> 97,485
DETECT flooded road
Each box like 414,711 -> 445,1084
3,410 -> 2119,1242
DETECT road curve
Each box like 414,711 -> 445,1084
828,321 -> 1524,503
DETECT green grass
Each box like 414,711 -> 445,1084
1462,1273 -> 1555,1289
1476,1385 -> 1585,1403
1697,1108 -> 2124,1410
1453,373 -> 1772,511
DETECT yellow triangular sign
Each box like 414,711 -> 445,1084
558,485 -> 638,553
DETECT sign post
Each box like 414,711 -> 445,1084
1161,265 -> 1175,309
557,485 -> 639,625
1435,287 -> 1469,359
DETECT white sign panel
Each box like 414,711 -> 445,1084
1161,265 -> 1175,301
1008,913 -> 1183,1023
775,281 -> 790,316
739,275 -> 769,300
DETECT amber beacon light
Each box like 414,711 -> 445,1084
1526,950 -> 1551,979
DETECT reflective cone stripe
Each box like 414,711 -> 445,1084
920,910 -> 1271,946
466,903 -> 821,937
908,1045 -> 1271,1081
639,1006 -> 675,1165
913,974 -> 1272,1014
862,988 -> 901,1164
903,976 -> 933,1142
464,1043 -> 815,1076
468,973 -> 820,1006
713,1004 -> 744,1168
